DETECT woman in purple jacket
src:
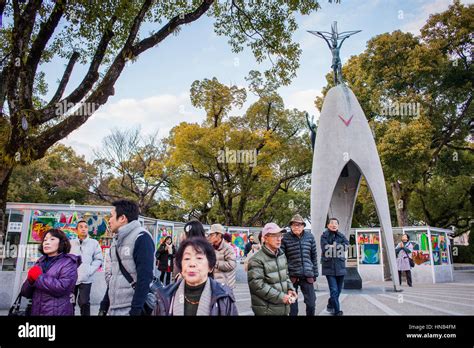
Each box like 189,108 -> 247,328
21,229 -> 81,316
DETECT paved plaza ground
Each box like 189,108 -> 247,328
2,265 -> 473,316
233,267 -> 474,316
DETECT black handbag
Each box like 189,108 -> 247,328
409,257 -> 415,268
115,247 -> 162,315
8,294 -> 32,316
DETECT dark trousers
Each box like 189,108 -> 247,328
398,270 -> 412,286
326,275 -> 344,314
289,278 -> 316,316
74,283 -> 92,316
99,287 -> 110,315
160,271 -> 171,285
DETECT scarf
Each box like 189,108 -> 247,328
171,278 -> 212,316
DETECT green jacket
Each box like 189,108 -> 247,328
247,244 -> 295,316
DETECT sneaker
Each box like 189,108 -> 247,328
326,305 -> 335,314
334,311 -> 344,316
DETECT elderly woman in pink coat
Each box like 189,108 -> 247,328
395,234 -> 414,287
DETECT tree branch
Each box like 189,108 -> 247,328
7,0 -> 42,114
24,0 -> 66,105
445,143 -> 474,152
427,94 -> 472,169
0,0 -> 6,31
47,51 -> 80,107
0,67 -> 7,114
132,0 -> 215,56
32,1 -> 216,158
37,15 -> 118,125
230,0 -> 277,52
14,0 -> 43,107
123,0 -> 154,50
246,170 -> 310,226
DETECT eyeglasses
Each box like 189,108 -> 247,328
267,233 -> 283,239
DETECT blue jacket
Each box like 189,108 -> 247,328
130,232 -> 155,315
320,229 -> 349,276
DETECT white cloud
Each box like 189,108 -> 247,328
284,88 -> 322,120
402,0 -> 473,35
60,93 -> 205,161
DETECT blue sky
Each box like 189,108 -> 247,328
35,0 -> 472,160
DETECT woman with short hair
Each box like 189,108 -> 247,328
154,237 -> 238,316
20,229 -> 81,316
173,220 -> 209,282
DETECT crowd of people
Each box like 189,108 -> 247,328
17,198 -> 414,316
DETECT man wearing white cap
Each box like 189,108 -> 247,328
206,223 -> 236,289
247,223 -> 297,316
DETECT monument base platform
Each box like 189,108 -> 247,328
343,266 -> 362,289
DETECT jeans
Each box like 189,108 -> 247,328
290,278 -> 316,316
326,275 -> 344,314
74,283 -> 92,316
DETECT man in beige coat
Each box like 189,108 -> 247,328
207,224 -> 237,289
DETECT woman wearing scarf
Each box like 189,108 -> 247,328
153,237 -> 238,316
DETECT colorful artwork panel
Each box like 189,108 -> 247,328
360,244 -> 380,264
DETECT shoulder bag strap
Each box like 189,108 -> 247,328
115,246 -> 136,289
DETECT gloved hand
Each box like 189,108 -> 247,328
27,265 -> 42,284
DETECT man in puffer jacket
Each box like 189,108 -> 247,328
248,223 -> 296,316
207,224 -> 236,289
106,200 -> 155,316
70,220 -> 103,316
281,214 -> 318,316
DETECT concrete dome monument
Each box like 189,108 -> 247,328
309,22 -> 400,291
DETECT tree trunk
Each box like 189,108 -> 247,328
390,181 -> 409,227
0,164 -> 13,243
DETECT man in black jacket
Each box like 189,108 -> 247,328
320,217 -> 349,316
281,214 -> 318,316
244,234 -> 256,257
